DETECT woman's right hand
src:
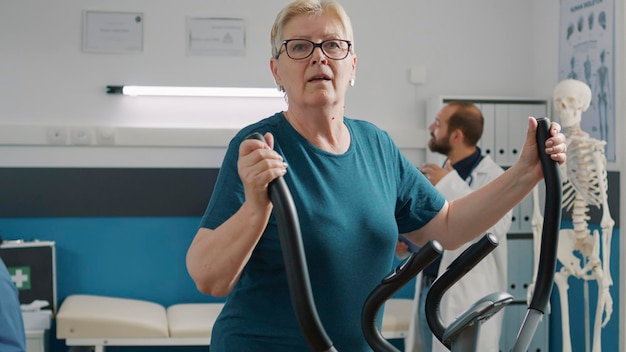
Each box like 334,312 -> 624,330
395,240 -> 412,260
238,132 -> 288,208
395,240 -> 409,255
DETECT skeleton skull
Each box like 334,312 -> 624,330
553,79 -> 592,128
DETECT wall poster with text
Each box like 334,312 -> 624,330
559,0 -> 615,162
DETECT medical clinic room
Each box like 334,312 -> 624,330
0,0 -> 624,351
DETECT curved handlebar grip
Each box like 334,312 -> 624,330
528,117 -> 562,312
362,240 -> 443,351
425,233 -> 499,348
512,117 -> 562,352
245,132 -> 337,352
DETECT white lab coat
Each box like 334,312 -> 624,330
405,155 -> 512,352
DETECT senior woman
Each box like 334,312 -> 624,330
186,0 -> 567,351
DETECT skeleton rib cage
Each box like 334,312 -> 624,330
561,132 -> 608,212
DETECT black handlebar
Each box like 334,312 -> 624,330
511,117 -> 563,352
362,240 -> 443,351
527,116 -> 562,313
245,132 -> 336,351
425,233 -> 499,348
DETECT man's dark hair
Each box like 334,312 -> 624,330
446,101 -> 484,146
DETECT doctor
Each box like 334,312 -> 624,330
398,101 -> 512,352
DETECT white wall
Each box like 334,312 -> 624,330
530,1 -> 560,99
1,0 -> 550,167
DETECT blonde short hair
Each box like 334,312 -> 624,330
270,0 -> 355,59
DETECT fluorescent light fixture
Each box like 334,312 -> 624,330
106,85 -> 284,98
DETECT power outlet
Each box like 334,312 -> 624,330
409,66 -> 427,85
70,127 -> 93,145
95,127 -> 115,145
46,127 -> 68,145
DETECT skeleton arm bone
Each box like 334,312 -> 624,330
592,145 -> 614,287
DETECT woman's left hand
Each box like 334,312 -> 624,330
519,117 -> 567,180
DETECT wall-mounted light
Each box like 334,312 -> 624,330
106,85 -> 284,98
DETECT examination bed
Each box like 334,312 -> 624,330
56,294 -> 413,351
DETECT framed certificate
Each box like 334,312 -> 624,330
83,11 -> 143,54
186,17 -> 245,56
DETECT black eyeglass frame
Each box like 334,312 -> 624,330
279,39 -> 352,60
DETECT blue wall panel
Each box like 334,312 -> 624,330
0,216 -> 219,307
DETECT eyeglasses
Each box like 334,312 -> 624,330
280,39 -> 352,60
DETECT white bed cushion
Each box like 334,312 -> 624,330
56,294 -> 169,339
381,298 -> 413,336
167,303 -> 224,338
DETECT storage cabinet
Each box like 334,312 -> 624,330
505,236 -> 536,302
481,103 -> 547,167
498,236 -> 549,351
26,330 -> 49,352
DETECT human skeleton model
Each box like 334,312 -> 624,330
528,79 -> 614,352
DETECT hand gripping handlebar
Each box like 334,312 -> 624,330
512,117 -> 562,352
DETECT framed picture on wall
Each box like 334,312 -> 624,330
82,11 -> 144,54
186,17 -> 246,56
558,0 -> 616,163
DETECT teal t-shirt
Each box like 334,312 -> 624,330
200,112 -> 445,351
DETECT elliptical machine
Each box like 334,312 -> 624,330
247,115 -> 560,352
246,132 -> 443,351
425,116 -> 562,351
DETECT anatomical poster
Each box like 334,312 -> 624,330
558,0 -> 615,162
